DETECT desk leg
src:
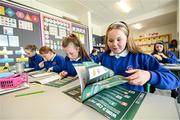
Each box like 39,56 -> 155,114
177,71 -> 180,103
169,70 -> 180,103
177,88 -> 180,103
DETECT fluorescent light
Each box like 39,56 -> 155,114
132,23 -> 143,30
118,0 -> 131,13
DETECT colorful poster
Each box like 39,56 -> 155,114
71,23 -> 89,52
41,13 -> 71,51
0,1 -> 41,68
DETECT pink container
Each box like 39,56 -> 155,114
0,73 -> 28,89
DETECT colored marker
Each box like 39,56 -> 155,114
15,90 -> 45,97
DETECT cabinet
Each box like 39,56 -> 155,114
93,45 -> 105,53
134,34 -> 172,54
92,35 -> 105,53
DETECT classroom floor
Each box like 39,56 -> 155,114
155,89 -> 180,119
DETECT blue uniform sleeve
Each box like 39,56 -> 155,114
65,61 -> 77,76
52,55 -> 66,73
93,52 -> 104,63
29,54 -> 44,70
146,56 -> 180,90
28,60 -> 34,68
163,51 -> 178,64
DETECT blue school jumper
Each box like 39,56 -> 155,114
152,51 -> 177,64
44,54 -> 65,73
29,53 -> 43,70
95,51 -> 180,92
64,56 -> 91,76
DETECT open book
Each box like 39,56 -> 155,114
28,69 -> 75,87
64,62 -> 146,120
28,70 -> 62,84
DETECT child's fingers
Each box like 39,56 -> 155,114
125,69 -> 138,74
128,78 -> 142,85
59,71 -> 68,78
124,73 -> 139,81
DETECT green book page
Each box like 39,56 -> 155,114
85,63 -> 114,85
84,85 -> 146,120
63,86 -> 81,102
81,75 -> 127,101
45,76 -> 76,88
73,62 -> 114,93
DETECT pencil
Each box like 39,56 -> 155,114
15,90 -> 45,97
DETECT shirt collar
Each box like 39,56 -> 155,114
109,48 -> 129,58
70,57 -> 81,61
50,54 -> 56,61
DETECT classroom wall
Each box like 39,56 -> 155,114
10,0 -> 78,21
92,24 -> 102,36
10,0 -> 94,52
101,23 -> 177,39
8,0 -> 179,57
132,23 -> 177,39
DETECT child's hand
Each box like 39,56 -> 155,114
153,54 -> 162,60
158,53 -> 167,58
47,67 -> 53,72
39,61 -> 44,68
59,71 -> 68,78
124,69 -> 151,86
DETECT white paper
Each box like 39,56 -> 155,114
9,36 -> 19,47
0,35 -> 8,46
3,27 -> 13,35
37,74 -> 62,84
31,72 -> 53,78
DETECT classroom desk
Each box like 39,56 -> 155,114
162,64 -> 180,103
163,64 -> 180,71
0,80 -> 179,120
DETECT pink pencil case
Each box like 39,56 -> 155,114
0,73 -> 28,89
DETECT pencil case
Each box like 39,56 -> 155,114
0,73 -> 28,89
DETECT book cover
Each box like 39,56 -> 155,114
64,62 -> 146,120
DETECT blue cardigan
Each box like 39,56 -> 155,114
28,53 -> 43,70
64,56 -> 91,76
44,54 -> 66,73
94,52 -> 180,92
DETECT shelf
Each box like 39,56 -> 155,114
134,34 -> 172,54
137,42 -> 169,46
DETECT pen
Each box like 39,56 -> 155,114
15,90 -> 45,97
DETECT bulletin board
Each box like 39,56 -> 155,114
41,13 -> 90,55
41,13 -> 71,55
0,1 -> 41,69
72,23 -> 89,53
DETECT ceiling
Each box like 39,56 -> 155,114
36,0 -> 177,29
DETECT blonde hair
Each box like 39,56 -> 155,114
39,46 -> 55,54
105,21 -> 142,53
62,34 -> 91,60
